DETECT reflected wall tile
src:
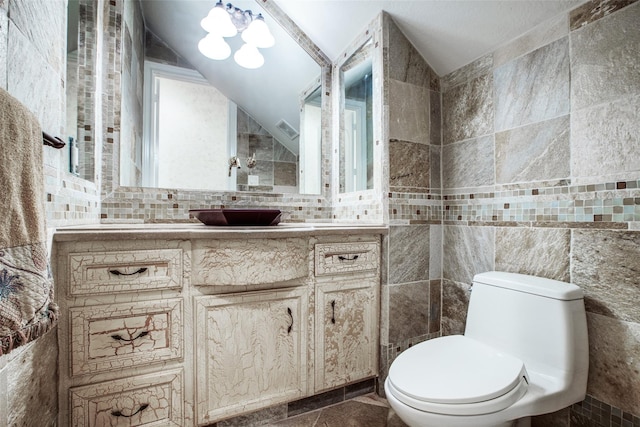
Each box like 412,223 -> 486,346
494,14 -> 568,69
442,73 -> 493,144
495,115 -> 570,184
571,229 -> 640,323
494,37 -> 569,132
388,79 -> 430,144
441,279 -> 470,336
388,281 -> 430,343
586,313 -> 640,416
570,1 -> 640,111
571,95 -> 640,181
443,225 -> 495,286
495,227 -> 570,282
389,140 -> 429,191
274,162 -> 296,186
442,135 -> 494,189
389,225 -> 429,284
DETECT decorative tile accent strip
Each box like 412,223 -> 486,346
571,394 -> 640,427
441,179 -> 640,224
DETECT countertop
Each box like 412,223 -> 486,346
53,222 -> 389,242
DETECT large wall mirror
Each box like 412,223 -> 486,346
116,0 -> 324,195
339,39 -> 374,193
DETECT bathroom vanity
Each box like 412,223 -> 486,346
53,224 -> 385,426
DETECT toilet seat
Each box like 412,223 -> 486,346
387,335 -> 529,416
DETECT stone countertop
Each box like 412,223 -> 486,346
53,222 -> 389,242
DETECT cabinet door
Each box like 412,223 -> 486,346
195,288 -> 308,424
315,279 -> 378,391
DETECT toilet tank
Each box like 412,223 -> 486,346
464,271 -> 588,383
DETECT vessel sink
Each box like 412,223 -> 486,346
189,209 -> 282,226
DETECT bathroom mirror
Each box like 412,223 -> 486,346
115,0 -> 323,194
66,0 -> 95,182
339,39 -> 374,193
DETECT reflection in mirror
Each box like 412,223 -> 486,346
65,0 -> 79,176
66,0 -> 96,182
299,86 -> 322,194
340,39 -> 374,193
116,0 -> 321,194
140,62 -> 234,191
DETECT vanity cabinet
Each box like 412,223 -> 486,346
55,239 -> 189,427
54,226 -> 384,426
194,287 -> 308,424
314,241 -> 379,392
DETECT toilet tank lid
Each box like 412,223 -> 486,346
473,271 -> 583,300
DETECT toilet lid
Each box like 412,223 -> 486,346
388,335 -> 527,405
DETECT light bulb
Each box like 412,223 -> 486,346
198,34 -> 231,60
234,44 -> 264,69
201,1 -> 237,37
241,14 -> 274,48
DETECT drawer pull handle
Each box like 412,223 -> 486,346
338,254 -> 359,261
111,331 -> 149,342
109,267 -> 148,276
111,403 -> 149,418
331,300 -> 336,324
287,307 -> 293,334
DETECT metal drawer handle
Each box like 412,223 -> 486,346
338,254 -> 359,261
287,307 -> 293,334
109,267 -> 148,276
111,331 -> 149,342
331,300 -> 336,324
111,403 -> 149,418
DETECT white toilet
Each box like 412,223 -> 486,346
385,271 -> 589,427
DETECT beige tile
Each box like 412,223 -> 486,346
586,313 -> 640,416
443,73 -> 493,144
388,79 -> 430,144
570,1 -> 640,110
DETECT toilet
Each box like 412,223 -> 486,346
385,271 -> 589,427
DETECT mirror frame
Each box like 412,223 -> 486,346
97,0 -> 333,222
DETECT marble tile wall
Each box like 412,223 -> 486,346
440,1 -> 640,423
1,0 -> 100,425
379,13 -> 443,394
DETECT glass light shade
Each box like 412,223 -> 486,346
198,34 -> 231,60
201,3 -> 237,37
241,15 -> 275,48
234,44 -> 264,69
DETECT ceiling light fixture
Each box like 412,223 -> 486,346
198,1 -> 275,69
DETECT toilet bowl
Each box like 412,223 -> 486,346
385,271 -> 589,427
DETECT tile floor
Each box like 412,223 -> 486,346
269,394 -> 409,427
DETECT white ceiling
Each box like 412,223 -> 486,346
275,0 -> 587,76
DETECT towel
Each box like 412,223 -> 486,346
0,87 -> 58,355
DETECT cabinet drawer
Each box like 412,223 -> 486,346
68,249 -> 183,296
192,238 -> 308,286
315,242 -> 379,276
69,369 -> 183,427
69,299 -> 183,376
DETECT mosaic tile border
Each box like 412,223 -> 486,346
443,179 -> 640,224
571,394 -> 640,427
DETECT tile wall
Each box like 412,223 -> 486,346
379,12 -> 443,388
438,1 -> 640,425
0,0 -> 100,425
